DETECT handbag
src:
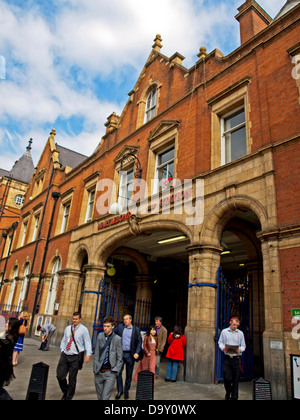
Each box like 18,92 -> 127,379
39,340 -> 48,351
71,326 -> 85,370
19,324 -> 26,335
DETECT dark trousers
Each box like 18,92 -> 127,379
117,351 -> 134,395
223,356 -> 242,400
56,352 -> 80,400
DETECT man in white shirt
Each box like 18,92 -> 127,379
218,317 -> 246,400
56,312 -> 92,400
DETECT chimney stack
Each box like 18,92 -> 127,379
235,0 -> 272,45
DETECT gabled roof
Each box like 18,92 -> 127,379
56,144 -> 88,169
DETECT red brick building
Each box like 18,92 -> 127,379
0,0 -> 299,399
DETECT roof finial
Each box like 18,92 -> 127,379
27,138 -> 33,152
152,34 -> 163,52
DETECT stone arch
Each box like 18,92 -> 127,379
47,253 -> 62,274
97,218 -> 193,267
111,247 -> 150,276
200,195 -> 268,247
68,244 -> 90,271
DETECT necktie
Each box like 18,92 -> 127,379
66,328 -> 74,351
103,336 -> 109,364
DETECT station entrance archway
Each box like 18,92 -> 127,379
104,229 -> 190,334
219,211 -> 264,379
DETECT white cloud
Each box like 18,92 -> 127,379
0,0 -> 287,171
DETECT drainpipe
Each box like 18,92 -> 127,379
25,161 -> 61,301
29,191 -> 60,336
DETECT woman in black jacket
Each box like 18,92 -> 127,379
0,317 -> 20,400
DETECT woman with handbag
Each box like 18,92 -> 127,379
12,311 -> 29,366
165,326 -> 186,383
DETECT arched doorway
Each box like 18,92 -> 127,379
218,211 -> 264,379
98,222 -> 191,334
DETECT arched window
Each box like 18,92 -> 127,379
45,258 -> 61,315
18,263 -> 30,306
144,87 -> 157,123
7,266 -> 18,307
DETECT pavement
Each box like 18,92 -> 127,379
5,337 -> 253,401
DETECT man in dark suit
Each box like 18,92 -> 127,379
114,314 -> 142,400
93,317 -> 123,400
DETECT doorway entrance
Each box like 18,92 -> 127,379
216,212 -> 264,381
105,229 -> 190,334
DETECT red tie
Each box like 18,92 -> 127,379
66,328 -> 74,351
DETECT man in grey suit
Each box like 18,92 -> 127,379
93,316 -> 123,400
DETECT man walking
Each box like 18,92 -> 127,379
37,323 -> 56,351
218,317 -> 246,400
114,314 -> 142,400
56,312 -> 92,400
154,316 -> 167,377
94,317 -> 123,400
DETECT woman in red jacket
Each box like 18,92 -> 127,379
165,326 -> 186,382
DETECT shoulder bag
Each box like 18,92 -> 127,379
71,326 -> 85,370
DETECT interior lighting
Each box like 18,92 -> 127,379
221,250 -> 231,255
157,235 -> 187,245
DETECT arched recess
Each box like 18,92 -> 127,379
111,247 -> 150,276
200,195 -> 268,247
69,244 -> 90,271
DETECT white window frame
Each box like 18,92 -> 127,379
84,189 -> 95,223
220,105 -> 246,165
21,221 -> 28,247
144,88 -> 157,123
118,167 -> 134,209
7,267 -> 18,306
18,263 -> 30,305
153,145 -> 175,194
60,202 -> 70,233
32,214 -> 40,242
45,258 -> 61,315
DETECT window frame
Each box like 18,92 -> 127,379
154,145 -> 175,194
144,87 -> 157,123
60,202 -> 71,234
220,105 -> 246,165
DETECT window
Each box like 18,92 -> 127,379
60,203 -> 70,233
221,107 -> 246,165
144,88 -> 157,123
155,147 -> 175,193
14,195 -> 25,206
85,189 -> 95,223
18,263 -> 30,305
45,258 -> 61,315
209,77 -> 251,170
7,266 -> 18,306
119,168 -> 134,208
32,214 -> 40,241
21,221 -> 28,247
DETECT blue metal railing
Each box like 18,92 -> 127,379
82,278 -> 152,350
0,302 -> 28,319
215,267 -> 254,382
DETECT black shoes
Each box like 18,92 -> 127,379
115,392 -> 123,400
115,391 -> 129,400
